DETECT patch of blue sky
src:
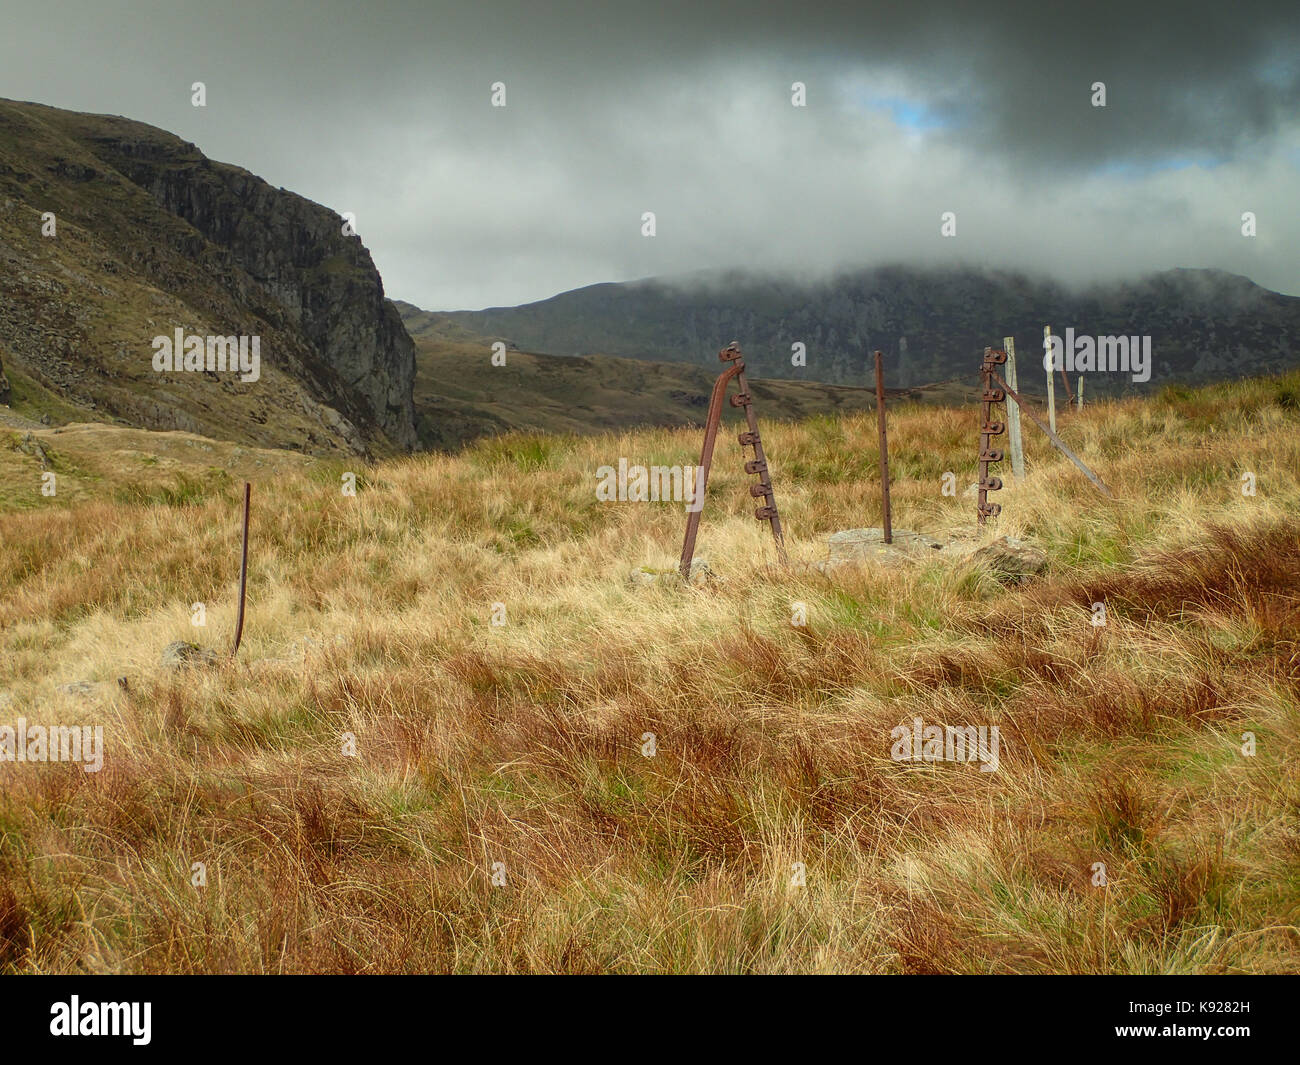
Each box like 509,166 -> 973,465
1092,154 -> 1227,179
868,95 -> 951,132
839,78 -> 954,132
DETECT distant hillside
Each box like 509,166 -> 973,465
0,99 -> 415,455
395,301 -> 918,450
438,265 -> 1300,397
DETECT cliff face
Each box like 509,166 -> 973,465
0,99 -> 417,453
98,143 -> 417,449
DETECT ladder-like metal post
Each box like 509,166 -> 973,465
679,342 -> 786,577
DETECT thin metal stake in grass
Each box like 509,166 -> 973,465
231,481 -> 250,657
874,350 -> 892,543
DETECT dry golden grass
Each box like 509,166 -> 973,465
2,374 -> 1299,973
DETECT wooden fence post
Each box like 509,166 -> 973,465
1004,335 -> 1025,480
1045,325 -> 1056,434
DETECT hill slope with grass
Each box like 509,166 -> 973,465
398,301 -> 903,449
0,99 -> 415,455
1,373 -> 1298,973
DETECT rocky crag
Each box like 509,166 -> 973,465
0,99 -> 416,454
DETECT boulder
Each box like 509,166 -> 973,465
58,680 -> 99,696
970,536 -> 1048,584
15,432 -> 52,469
820,528 -> 945,571
629,560 -> 717,586
160,640 -> 220,669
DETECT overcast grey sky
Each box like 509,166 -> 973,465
2,1 -> 1297,307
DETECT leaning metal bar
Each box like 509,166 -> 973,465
1059,364 -> 1074,406
679,362 -> 743,576
991,371 -> 1114,498
731,356 -> 787,564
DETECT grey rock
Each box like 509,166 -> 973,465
825,528 -> 945,568
160,640 -> 220,669
686,559 -> 717,584
629,560 -> 717,586
970,536 -> 1048,584
0,105 -> 417,455
15,432 -> 52,469
58,680 -> 102,697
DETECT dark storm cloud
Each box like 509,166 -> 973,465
2,1 -> 1297,306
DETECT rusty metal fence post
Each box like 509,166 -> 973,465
231,481 -> 250,657
680,342 -> 786,577
978,348 -> 1007,526
874,350 -> 892,543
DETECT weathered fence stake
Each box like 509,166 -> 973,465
874,350 -> 892,543
1003,335 -> 1025,480
231,481 -> 250,657
1077,376 -> 1085,410
1045,324 -> 1056,434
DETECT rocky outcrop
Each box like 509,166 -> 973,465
0,100 -> 417,453
0,347 -> 10,406
970,536 -> 1048,584
160,640 -> 220,670
79,130 -> 417,450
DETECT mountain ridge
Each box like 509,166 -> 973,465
436,264 -> 1300,396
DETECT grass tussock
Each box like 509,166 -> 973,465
1,372 -> 1299,972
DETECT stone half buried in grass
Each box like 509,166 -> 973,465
57,680 -> 101,697
968,536 -> 1048,585
160,640 -> 220,669
628,559 -> 718,587
815,528 -> 945,572
813,528 -> 1048,584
